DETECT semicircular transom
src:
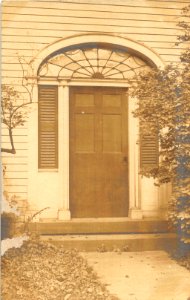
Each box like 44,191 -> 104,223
38,43 -> 152,81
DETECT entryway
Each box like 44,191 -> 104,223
69,86 -> 129,218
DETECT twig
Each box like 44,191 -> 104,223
29,207 -> 50,222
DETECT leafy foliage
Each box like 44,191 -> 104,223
1,84 -> 28,154
2,85 -> 26,128
130,5 -> 190,249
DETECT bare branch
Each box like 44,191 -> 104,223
17,55 -> 35,103
29,207 -> 50,222
1,148 -> 16,154
10,101 -> 32,117
23,207 -> 50,233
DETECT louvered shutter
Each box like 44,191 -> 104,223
38,85 -> 58,169
140,127 -> 159,168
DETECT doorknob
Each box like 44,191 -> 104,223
123,156 -> 128,163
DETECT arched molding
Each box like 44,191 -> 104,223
29,33 -> 165,77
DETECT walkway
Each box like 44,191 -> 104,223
82,251 -> 190,300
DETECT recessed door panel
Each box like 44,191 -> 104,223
102,114 -> 122,153
75,114 -> 95,153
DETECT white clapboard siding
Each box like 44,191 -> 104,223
2,21 -> 183,36
2,149 -> 28,157
2,123 -> 28,131
2,144 -> 28,152
4,178 -> 28,185
2,0 -> 188,202
2,1 -> 187,15
3,14 -> 186,30
2,135 -> 28,143
4,172 -> 28,179
3,0 -> 189,8
2,107 -> 28,198
1,28 -> 182,43
1,15 -> 185,30
1,37 -> 187,50
5,192 -> 28,199
2,35 -> 55,44
2,71 -> 33,79
3,185 -> 28,193
4,164 -> 28,172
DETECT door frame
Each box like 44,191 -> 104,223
51,79 -> 141,220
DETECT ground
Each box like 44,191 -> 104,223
1,238 -> 190,300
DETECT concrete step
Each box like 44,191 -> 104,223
30,219 -> 169,235
41,233 -> 177,252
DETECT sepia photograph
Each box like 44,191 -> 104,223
1,0 -> 190,299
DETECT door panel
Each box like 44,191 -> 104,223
75,114 -> 95,152
102,114 -> 122,152
75,93 -> 95,107
70,86 -> 128,218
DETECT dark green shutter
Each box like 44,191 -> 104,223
38,85 -> 58,169
140,127 -> 159,168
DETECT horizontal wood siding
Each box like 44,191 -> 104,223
1,0 -> 188,202
2,120 -> 28,201
2,0 -> 188,65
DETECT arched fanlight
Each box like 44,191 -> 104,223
38,43 -> 151,81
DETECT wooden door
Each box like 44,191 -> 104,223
70,87 -> 128,218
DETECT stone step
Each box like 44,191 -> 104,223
30,219 -> 169,235
41,233 -> 177,252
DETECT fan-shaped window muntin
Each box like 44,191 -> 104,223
38,43 -> 152,81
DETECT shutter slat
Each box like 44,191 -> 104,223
38,85 -> 58,169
